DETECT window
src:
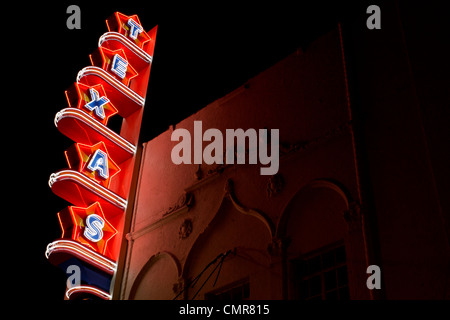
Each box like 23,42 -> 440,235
292,244 -> 349,300
205,279 -> 250,300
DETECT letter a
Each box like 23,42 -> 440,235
171,129 -> 192,164
366,265 -> 381,289
203,128 -> 223,165
66,265 -> 81,288
366,5 -> 381,30
66,5 -> 81,30
87,150 -> 109,180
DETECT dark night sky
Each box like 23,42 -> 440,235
7,0 -> 372,302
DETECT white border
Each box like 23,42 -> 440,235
48,170 -> 127,210
45,239 -> 117,274
77,66 -> 145,107
98,31 -> 152,63
54,108 -> 136,156
66,285 -> 112,300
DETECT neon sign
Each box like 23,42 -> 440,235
64,141 -> 120,188
65,83 -> 118,125
106,12 -> 152,50
90,47 -> 138,85
46,12 -> 157,300
84,88 -> 110,120
57,202 -> 117,259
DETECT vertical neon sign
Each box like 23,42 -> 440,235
46,12 -> 157,300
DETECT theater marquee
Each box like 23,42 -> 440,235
46,12 -> 157,300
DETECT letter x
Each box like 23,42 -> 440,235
84,88 -> 110,120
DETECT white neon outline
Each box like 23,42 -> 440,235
127,18 -> 143,40
86,149 -> 109,180
98,32 -> 152,63
66,285 -> 112,300
84,214 -> 105,243
45,239 -> 117,274
54,108 -> 136,155
77,66 -> 145,106
48,170 -> 127,210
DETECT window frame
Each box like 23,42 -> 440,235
290,241 -> 350,300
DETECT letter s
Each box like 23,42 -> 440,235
84,214 -> 105,243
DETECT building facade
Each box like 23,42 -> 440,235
32,1 -> 448,302
114,28 -> 376,300
112,1 -> 450,299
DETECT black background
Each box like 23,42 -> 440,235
5,0 -> 448,310
9,0 -> 351,302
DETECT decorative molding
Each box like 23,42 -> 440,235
279,120 -> 352,157
275,178 -> 354,239
194,164 -> 203,180
267,237 -> 290,257
126,192 -> 194,241
185,121 -> 352,194
172,278 -> 185,296
179,219 -> 193,240
185,165 -> 226,193
343,201 -> 363,231
127,251 -> 182,299
267,173 -> 284,198
163,192 -> 195,217
224,179 -> 275,238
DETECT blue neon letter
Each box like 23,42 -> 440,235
84,214 -> 105,243
86,149 -> 109,180
84,88 -> 109,119
127,18 -> 143,40
111,54 -> 128,79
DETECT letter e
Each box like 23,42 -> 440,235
111,54 -> 128,79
